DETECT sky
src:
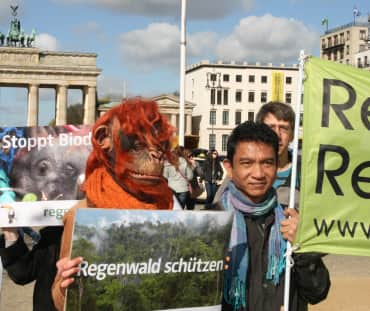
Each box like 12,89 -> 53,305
0,0 -> 369,125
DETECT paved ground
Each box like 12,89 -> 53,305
309,255 -> 370,311
1,272 -> 34,311
0,230 -> 35,311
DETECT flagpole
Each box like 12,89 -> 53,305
283,49 -> 305,311
178,0 -> 187,146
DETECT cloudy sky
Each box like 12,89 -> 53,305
0,0 -> 368,125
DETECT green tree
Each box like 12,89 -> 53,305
48,103 -> 84,126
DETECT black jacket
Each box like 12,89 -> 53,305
202,159 -> 223,183
222,211 -> 330,311
0,226 -> 63,311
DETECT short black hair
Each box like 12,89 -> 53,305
256,101 -> 295,130
227,121 -> 279,163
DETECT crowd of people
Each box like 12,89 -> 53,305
163,146 -> 224,210
0,98 -> 330,311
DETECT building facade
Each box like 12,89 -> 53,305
185,60 -> 299,153
97,94 -> 195,138
320,18 -> 370,67
354,49 -> 370,69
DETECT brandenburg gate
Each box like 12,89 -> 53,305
0,5 -> 101,126
0,48 -> 101,125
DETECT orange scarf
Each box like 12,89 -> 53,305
83,167 -> 173,210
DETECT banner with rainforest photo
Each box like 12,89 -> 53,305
66,209 -> 234,311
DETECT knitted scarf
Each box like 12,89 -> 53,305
83,167 -> 173,210
222,181 -> 286,311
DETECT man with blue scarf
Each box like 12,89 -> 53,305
220,121 -> 330,311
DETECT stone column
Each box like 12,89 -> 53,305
171,114 -> 177,129
56,85 -> 68,125
83,86 -> 96,124
186,113 -> 192,135
27,84 -> 39,126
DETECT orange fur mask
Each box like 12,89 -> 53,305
83,98 -> 175,210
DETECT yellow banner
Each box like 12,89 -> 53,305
295,57 -> 370,257
271,71 -> 284,102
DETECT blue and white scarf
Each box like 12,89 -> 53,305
222,181 -> 286,311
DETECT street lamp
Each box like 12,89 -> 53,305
205,72 -> 222,150
205,72 -> 222,90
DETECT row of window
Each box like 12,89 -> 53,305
209,110 -> 256,126
322,32 -> 347,49
325,46 -> 368,65
211,89 -> 292,105
209,134 -> 229,152
322,29 -> 367,50
357,55 -> 369,68
210,73 -> 293,84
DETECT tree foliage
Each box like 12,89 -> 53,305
48,103 -> 84,126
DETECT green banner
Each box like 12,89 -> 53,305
295,57 -> 370,256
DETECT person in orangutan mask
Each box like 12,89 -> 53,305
52,98 -> 178,311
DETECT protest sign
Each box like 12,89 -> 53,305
0,125 -> 92,227
66,209 -> 233,311
295,57 -> 370,256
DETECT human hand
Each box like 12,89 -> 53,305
1,204 -> 19,241
2,227 -> 18,241
56,256 -> 84,293
280,208 -> 299,243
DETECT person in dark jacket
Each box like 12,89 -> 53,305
201,149 -> 223,208
0,226 -> 63,311
220,121 -> 330,311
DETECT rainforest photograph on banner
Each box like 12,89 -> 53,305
66,209 -> 233,311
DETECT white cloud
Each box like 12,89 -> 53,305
188,31 -> 218,56
118,15 -> 318,71
216,14 -> 319,64
53,0 -> 254,20
119,23 -> 217,72
35,33 -> 59,51
119,23 -> 181,71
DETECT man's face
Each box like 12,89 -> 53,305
224,141 -> 277,203
263,113 -> 293,157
